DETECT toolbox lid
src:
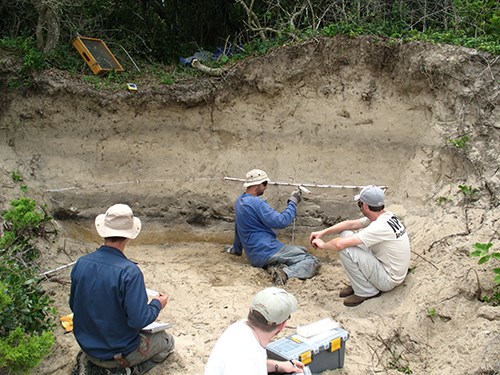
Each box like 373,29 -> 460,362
266,327 -> 349,359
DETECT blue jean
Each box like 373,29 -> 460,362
267,245 -> 320,279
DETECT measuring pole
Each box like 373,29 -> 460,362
40,261 -> 76,277
223,177 -> 387,190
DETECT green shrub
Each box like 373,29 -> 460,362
0,261 -> 56,336
0,327 -> 54,374
0,197 -> 53,260
0,197 -> 57,373
0,37 -> 46,72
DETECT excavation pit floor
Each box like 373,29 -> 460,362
1,36 -> 499,374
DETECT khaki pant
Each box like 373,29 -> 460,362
338,230 -> 399,297
87,331 -> 175,374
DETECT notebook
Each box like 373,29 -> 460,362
141,321 -> 172,333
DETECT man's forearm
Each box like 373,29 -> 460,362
324,219 -> 359,236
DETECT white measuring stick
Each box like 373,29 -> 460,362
40,261 -> 77,276
298,186 -> 312,194
223,177 -> 387,190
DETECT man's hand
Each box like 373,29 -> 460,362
154,293 -> 170,309
277,359 -> 305,373
288,190 -> 302,205
309,230 -> 323,244
311,238 -> 325,250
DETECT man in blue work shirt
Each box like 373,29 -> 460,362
227,169 -> 319,285
70,204 -> 175,374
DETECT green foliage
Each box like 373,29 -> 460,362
0,197 -> 53,260
388,348 -> 413,374
1,0 -> 500,75
470,242 -> 500,305
0,327 -> 54,373
0,197 -> 57,373
10,171 -> 23,182
427,307 -> 436,318
470,242 -> 495,264
458,184 -> 479,199
426,307 -> 452,322
0,261 -> 56,336
449,135 -> 470,148
0,37 -> 46,72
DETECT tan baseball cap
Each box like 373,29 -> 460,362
251,287 -> 298,325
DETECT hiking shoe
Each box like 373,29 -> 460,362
72,352 -> 133,375
268,266 -> 288,286
343,292 -> 382,307
339,285 -> 354,298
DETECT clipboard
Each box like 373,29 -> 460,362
141,321 -> 172,333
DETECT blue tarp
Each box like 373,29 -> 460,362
179,44 -> 243,66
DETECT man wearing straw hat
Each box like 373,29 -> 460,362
309,186 -> 410,307
226,169 -> 320,286
70,204 -> 175,374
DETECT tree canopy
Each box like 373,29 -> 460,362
1,0 -> 498,69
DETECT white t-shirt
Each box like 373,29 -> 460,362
355,211 -> 411,284
204,320 -> 267,375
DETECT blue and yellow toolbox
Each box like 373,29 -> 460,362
267,327 -> 349,374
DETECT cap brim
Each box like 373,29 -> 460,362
244,178 -> 271,188
353,194 -> 361,201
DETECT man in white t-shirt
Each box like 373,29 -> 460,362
204,287 -> 305,375
309,185 -> 410,307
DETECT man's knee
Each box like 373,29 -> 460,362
340,230 -> 354,237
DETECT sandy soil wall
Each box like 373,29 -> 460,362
0,36 -> 498,375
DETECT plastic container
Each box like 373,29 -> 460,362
267,327 -> 349,374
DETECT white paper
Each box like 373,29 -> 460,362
141,321 -> 171,333
297,317 -> 339,338
146,288 -> 160,297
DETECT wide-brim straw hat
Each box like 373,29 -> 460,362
95,204 -> 142,239
243,169 -> 271,187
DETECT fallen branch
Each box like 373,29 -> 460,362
411,250 -> 438,270
464,268 -> 483,301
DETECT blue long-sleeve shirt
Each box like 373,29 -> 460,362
69,246 -> 161,360
232,193 -> 297,267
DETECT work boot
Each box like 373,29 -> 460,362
72,352 -> 133,375
268,266 -> 288,286
339,285 -> 354,298
343,292 -> 382,307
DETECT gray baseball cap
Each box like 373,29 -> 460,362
354,185 -> 385,207
251,287 -> 298,325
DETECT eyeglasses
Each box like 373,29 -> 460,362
262,181 -> 268,186
357,200 -> 363,208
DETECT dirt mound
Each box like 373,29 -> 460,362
0,36 -> 499,374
